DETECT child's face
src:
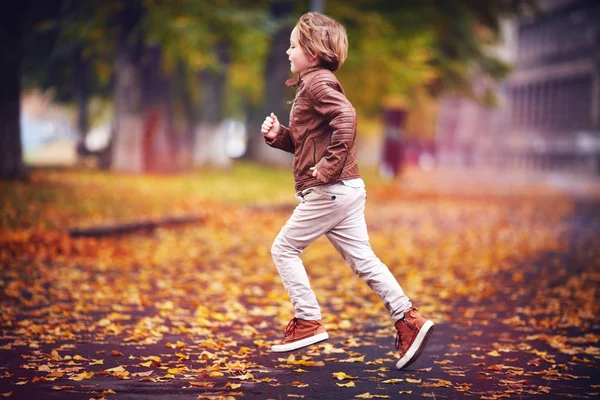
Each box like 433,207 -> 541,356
287,27 -> 318,74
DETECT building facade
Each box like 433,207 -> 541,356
436,0 -> 600,172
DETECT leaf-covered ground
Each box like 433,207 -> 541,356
1,164 -> 599,399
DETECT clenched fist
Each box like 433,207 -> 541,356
261,113 -> 280,140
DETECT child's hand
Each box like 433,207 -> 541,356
310,166 -> 327,182
261,113 -> 280,139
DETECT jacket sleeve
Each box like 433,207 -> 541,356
264,124 -> 294,154
309,73 -> 356,181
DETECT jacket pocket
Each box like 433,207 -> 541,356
312,139 -> 317,165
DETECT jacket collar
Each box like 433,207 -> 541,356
285,66 -> 325,87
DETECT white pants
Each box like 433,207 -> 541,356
271,182 -> 412,323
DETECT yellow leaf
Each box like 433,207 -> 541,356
339,355 -> 365,363
210,371 -> 224,377
1,392 -> 12,397
131,370 -> 154,377
406,378 -> 421,383
105,366 -> 126,373
487,350 -> 501,357
292,381 -> 309,387
70,371 -> 94,381
167,367 -> 188,375
355,393 -> 390,399
225,382 -> 241,389
336,381 -> 355,387
398,391 -> 412,395
89,359 -> 104,366
165,341 -> 186,349
381,379 -> 404,384
232,372 -> 254,380
139,361 -> 153,367
332,372 -> 357,380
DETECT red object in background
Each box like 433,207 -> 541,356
382,136 -> 404,176
381,108 -> 406,177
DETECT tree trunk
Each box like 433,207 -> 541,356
0,4 -> 27,180
140,44 -> 177,173
180,62 -> 197,170
110,2 -> 144,173
244,0 -> 295,166
73,47 -> 90,157
193,40 -> 231,168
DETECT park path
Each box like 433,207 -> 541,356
1,171 -> 599,400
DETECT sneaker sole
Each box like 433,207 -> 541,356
271,332 -> 329,352
396,320 -> 435,370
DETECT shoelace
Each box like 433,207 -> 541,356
284,317 -> 299,338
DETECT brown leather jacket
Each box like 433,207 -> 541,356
264,66 -> 361,193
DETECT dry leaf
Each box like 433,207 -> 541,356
332,372 -> 357,380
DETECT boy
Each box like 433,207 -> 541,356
260,12 -> 434,370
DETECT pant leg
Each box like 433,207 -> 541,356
271,186 -> 350,320
323,185 -> 412,323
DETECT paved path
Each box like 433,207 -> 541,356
1,194 -> 599,400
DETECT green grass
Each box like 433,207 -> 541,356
0,161 -> 393,231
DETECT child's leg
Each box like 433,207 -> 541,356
271,186 -> 352,320
321,184 -> 434,369
323,186 -> 412,323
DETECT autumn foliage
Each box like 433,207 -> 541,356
1,164 -> 599,399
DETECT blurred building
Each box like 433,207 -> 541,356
436,0 -> 600,173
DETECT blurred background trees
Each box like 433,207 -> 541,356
1,0 -> 537,179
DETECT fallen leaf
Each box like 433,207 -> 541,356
355,393 -> 390,399
70,371 -> 94,381
332,372 -> 357,380
52,386 -> 74,390
381,379 -> 404,384
339,355 -> 365,363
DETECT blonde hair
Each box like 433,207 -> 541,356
295,12 -> 348,72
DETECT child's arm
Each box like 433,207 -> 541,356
262,113 -> 294,153
310,73 -> 356,181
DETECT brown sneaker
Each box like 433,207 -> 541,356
271,318 -> 329,352
395,307 -> 435,370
